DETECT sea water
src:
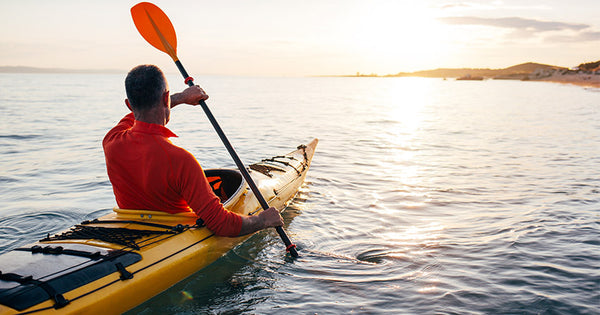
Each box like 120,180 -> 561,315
0,73 -> 598,314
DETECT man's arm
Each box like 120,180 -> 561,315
238,207 -> 284,236
171,86 -> 284,236
170,85 -> 208,108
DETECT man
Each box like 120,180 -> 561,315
103,64 -> 283,237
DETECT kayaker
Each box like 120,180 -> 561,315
103,64 -> 283,237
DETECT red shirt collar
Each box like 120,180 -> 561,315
131,120 -> 178,138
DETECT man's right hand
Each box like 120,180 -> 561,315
238,207 -> 283,236
258,207 -> 284,228
170,85 -> 209,107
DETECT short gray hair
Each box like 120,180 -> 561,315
125,65 -> 167,111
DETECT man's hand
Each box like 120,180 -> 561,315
238,207 -> 284,236
170,85 -> 209,107
258,207 -> 285,228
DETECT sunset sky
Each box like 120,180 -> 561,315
0,0 -> 598,76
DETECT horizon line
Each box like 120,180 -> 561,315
1,60 -> 594,77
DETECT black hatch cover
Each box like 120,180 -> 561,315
0,243 -> 141,311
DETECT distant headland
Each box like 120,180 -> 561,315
347,60 -> 600,88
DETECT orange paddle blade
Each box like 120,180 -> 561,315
131,2 -> 178,61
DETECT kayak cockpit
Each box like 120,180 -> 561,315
204,169 -> 244,206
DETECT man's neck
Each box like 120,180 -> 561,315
133,107 -> 167,126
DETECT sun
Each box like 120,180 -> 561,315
348,2 -> 449,73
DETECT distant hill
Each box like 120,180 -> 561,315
577,60 -> 600,71
501,62 -> 564,73
0,66 -> 121,74
391,62 -> 567,79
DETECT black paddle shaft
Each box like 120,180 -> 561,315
174,60 -> 299,258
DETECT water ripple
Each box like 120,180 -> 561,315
0,211 -> 81,252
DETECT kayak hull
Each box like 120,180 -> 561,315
0,139 -> 317,314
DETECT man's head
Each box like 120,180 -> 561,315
125,65 -> 170,112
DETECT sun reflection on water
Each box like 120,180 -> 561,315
382,222 -> 444,294
371,79 -> 445,295
387,78 -> 431,132
383,223 -> 444,247
383,78 -> 434,186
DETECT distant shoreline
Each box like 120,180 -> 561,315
534,73 -> 600,88
320,72 -> 600,88
326,61 -> 600,88
340,73 -> 600,88
3,63 -> 599,88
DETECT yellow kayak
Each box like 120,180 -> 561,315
0,139 -> 317,314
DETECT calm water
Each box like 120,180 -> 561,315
0,73 -> 598,314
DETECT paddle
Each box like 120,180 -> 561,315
130,2 -> 299,257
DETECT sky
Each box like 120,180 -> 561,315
0,0 -> 598,76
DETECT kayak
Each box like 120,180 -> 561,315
0,139 -> 317,314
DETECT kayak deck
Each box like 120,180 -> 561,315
0,139 -> 317,314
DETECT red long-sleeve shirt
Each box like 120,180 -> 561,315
103,113 -> 242,236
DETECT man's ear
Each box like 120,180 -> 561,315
125,99 -> 132,111
163,91 -> 170,108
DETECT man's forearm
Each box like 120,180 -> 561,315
238,215 -> 266,236
169,92 -> 186,108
